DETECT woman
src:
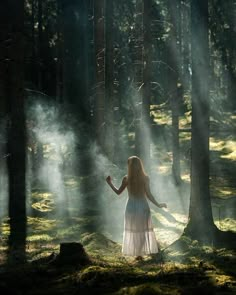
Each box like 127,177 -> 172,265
106,156 -> 167,260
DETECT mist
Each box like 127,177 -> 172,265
0,119 -> 8,221
26,98 -> 78,222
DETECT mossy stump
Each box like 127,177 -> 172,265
56,242 -> 91,266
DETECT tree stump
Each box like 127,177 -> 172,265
57,242 -> 91,266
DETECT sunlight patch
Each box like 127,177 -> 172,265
181,173 -> 190,182
64,177 -> 80,188
214,218 -> 236,232
150,106 -> 172,125
27,217 -> 58,231
171,213 -> 188,224
157,165 -> 171,175
27,234 -> 54,242
207,273 -> 236,288
211,186 -> 236,198
31,192 -> 55,212
210,137 -> 225,151
221,151 -> 236,161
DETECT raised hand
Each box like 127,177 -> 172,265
106,175 -> 112,184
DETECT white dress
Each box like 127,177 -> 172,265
122,189 -> 159,256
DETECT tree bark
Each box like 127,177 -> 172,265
184,0 -> 217,241
61,0 -> 90,121
0,4 -> 9,223
37,0 -> 43,90
94,0 -> 105,148
181,0 -> 191,91
168,0 -> 182,185
55,0 -> 63,102
104,0 -> 114,159
141,0 -> 152,167
134,0 -> 144,159
4,0 -> 27,263
31,0 -> 37,86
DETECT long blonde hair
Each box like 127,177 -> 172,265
127,156 -> 147,195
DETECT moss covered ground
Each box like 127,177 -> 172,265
0,109 -> 235,294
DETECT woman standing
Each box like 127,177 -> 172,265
106,156 -> 167,260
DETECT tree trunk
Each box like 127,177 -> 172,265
171,88 -> 182,185
4,0 -> 27,263
184,0 -> 217,242
181,0 -> 191,91
104,0 -> 115,159
61,0 -> 90,121
56,0 -> 63,102
94,0 -> 105,148
141,0 -> 152,167
37,0 -> 43,90
31,0 -> 37,86
134,0 -> 144,159
168,0 -> 182,185
227,59 -> 236,110
0,5 -> 9,223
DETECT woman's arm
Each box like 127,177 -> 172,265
144,176 -> 167,208
106,175 -> 127,195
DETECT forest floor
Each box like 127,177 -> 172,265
0,108 -> 236,294
0,231 -> 235,295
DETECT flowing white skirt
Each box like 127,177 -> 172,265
122,195 -> 159,256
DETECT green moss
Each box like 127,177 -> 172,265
81,232 -> 121,254
54,224 -> 82,240
79,265 -> 108,281
31,191 -> 55,212
114,284 -> 179,295
27,234 -> 53,242
27,217 -> 58,232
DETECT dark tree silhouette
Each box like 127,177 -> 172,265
133,0 -> 152,167
105,0 -> 115,159
184,0 -> 217,241
37,0 -> 43,90
168,0 -> 182,185
60,0 -> 90,121
141,0 -> 152,167
3,0 -> 27,263
94,0 -> 105,148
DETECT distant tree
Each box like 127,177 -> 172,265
210,0 -> 236,110
180,0 -> 191,91
60,0 -> 90,121
167,0 -> 182,185
94,0 -> 105,148
30,0 -> 37,86
132,0 -> 150,164
133,0 -> 143,159
0,4 -> 8,119
141,0 -> 152,166
104,0 -> 115,159
37,0 -> 43,90
56,0 -> 63,102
